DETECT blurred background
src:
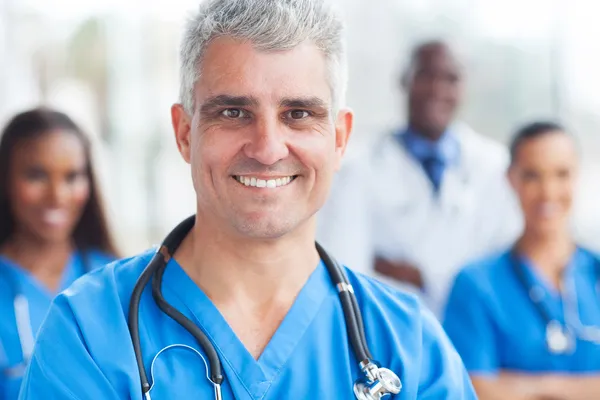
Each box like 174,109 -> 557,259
1,0 -> 599,255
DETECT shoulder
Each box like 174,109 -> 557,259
449,250 -> 513,296
346,268 -> 475,397
345,268 -> 442,343
576,246 -> 600,272
347,267 -> 422,318
83,249 -> 120,269
59,248 -> 156,318
579,246 -> 600,260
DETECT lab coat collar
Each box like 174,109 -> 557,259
398,126 -> 461,166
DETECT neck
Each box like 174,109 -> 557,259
1,230 -> 73,292
516,227 -> 574,287
408,121 -> 445,141
176,213 -> 320,310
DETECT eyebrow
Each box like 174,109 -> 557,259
280,97 -> 329,110
199,95 -> 259,113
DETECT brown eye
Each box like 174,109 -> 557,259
288,110 -> 309,120
221,109 -> 247,119
24,167 -> 47,181
66,171 -> 86,183
522,170 -> 539,181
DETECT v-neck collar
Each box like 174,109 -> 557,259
0,252 -> 80,298
519,249 -> 581,298
161,258 -> 332,399
514,248 -> 587,323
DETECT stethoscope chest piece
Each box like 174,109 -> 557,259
546,321 -> 573,354
353,361 -> 402,400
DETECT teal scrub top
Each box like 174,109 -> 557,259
0,250 -> 115,399
19,249 -> 475,399
443,247 -> 600,375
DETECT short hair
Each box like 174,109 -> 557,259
509,121 -> 567,165
179,0 -> 347,114
402,39 -> 463,84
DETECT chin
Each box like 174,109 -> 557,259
232,213 -> 303,240
31,224 -> 72,242
35,232 -> 72,245
529,219 -> 568,237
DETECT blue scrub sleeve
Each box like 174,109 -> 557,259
442,270 -> 499,376
417,304 -> 478,399
18,295 -> 121,400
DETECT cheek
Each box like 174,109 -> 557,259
559,183 -> 575,206
71,181 -> 91,208
516,184 -> 538,208
10,180 -> 45,210
191,130 -> 238,190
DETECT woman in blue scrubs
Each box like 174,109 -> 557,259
0,108 -> 118,398
443,121 -> 600,399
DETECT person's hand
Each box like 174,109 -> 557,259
498,372 -> 566,400
373,257 -> 424,289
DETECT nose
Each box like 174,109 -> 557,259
46,179 -> 70,207
242,117 -> 289,165
539,177 -> 564,203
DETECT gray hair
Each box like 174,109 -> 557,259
179,0 -> 347,114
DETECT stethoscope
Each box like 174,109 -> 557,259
1,252 -> 91,378
510,248 -> 600,354
127,215 -> 402,400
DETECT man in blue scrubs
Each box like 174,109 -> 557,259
19,1 -> 475,398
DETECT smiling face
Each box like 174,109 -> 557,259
7,130 -> 90,244
171,37 -> 352,240
508,131 -> 578,237
405,43 -> 463,140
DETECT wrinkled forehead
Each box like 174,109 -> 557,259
194,37 -> 333,109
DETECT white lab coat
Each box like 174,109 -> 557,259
317,123 -> 523,317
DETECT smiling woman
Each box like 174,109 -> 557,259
0,107 -> 118,399
443,121 -> 600,400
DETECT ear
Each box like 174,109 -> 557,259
333,108 -> 354,171
171,104 -> 192,164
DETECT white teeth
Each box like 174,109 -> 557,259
235,175 -> 295,189
42,210 -> 68,225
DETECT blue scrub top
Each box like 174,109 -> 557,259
0,250 -> 115,399
443,247 -> 600,375
19,249 -> 475,399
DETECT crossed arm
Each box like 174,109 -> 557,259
472,372 -> 600,400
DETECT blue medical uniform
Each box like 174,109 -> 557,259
19,249 -> 476,399
0,250 -> 115,399
443,247 -> 600,375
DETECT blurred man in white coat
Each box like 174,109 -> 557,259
317,40 -> 522,317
